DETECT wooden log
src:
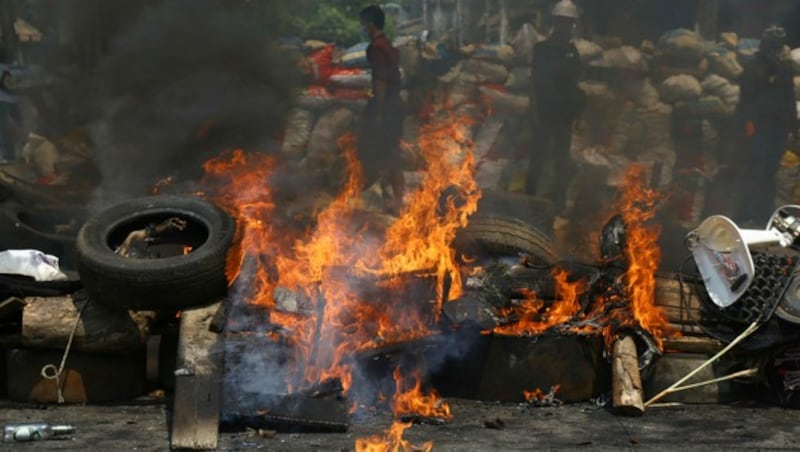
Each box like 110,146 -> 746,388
22,295 -> 153,352
662,336 -> 724,354
669,323 -> 706,336
612,335 -> 645,416
171,301 -> 224,450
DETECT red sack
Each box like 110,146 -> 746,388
332,88 -> 370,100
306,85 -> 332,97
306,45 -> 334,84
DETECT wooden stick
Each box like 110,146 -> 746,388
644,320 -> 761,407
612,335 -> 645,416
669,367 -> 758,393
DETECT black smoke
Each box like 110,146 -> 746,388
88,0 -> 298,200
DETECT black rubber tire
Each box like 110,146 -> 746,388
0,201 -> 81,268
76,195 -> 235,311
454,215 -> 557,264
476,190 -> 554,235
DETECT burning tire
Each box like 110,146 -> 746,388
76,195 -> 235,311
454,215 -> 557,263
476,190 -> 555,234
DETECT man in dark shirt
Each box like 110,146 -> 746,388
358,5 -> 405,213
526,0 -> 584,220
736,25 -> 798,223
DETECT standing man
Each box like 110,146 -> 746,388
526,0 -> 584,221
736,25 -> 798,223
358,5 -> 405,213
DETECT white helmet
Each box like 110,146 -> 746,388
552,0 -> 579,19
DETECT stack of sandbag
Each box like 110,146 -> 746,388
652,29 -> 707,80
285,37 -> 414,164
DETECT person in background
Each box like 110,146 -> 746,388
358,5 -> 405,213
526,0 -> 584,223
736,25 -> 798,223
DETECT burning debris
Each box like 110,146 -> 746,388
523,385 -> 563,407
3,1 -> 800,450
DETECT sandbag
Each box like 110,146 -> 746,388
505,66 -> 529,93
295,85 -> 335,111
329,68 -> 371,89
574,39 -> 603,63
511,23 -> 541,64
395,36 -> 420,80
304,40 -> 329,52
701,74 -> 740,106
737,38 -> 760,65
659,74 -> 702,103
281,108 -> 315,159
479,85 -> 529,114
446,78 -> 478,107
706,45 -> 743,80
339,42 -> 370,68
657,29 -> 705,61
683,95 -> 733,116
791,48 -> 800,74
720,32 -> 738,50
626,78 -> 659,108
462,44 -> 514,64
594,46 -> 646,71
21,133 -> 59,179
462,59 -> 509,84
578,81 -> 615,104
305,45 -> 335,84
306,108 -> 355,158
795,76 -> 800,100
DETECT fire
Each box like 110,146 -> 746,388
523,385 -> 560,403
201,113 -> 479,396
357,113 -> 481,309
392,368 -> 453,421
355,422 -> 433,452
614,165 -> 674,348
202,149 -> 279,290
493,269 -> 585,336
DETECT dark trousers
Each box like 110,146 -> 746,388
739,125 -> 787,223
525,119 -> 573,214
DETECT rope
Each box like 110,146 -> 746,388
40,299 -> 89,404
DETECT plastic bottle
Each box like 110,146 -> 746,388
2,423 -> 75,442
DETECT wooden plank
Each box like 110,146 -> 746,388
171,302 -> 223,450
662,336 -> 724,354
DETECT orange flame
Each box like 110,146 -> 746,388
494,269 -> 585,336
613,165 -> 674,348
357,114 -> 481,310
523,385 -> 560,403
392,368 -> 453,421
355,422 -> 433,452
201,113 -> 479,395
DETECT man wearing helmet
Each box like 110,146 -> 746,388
736,25 -> 798,223
526,0 -> 585,221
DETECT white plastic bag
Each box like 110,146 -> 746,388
0,249 -> 67,281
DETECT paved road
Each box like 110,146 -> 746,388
1,399 -> 799,451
